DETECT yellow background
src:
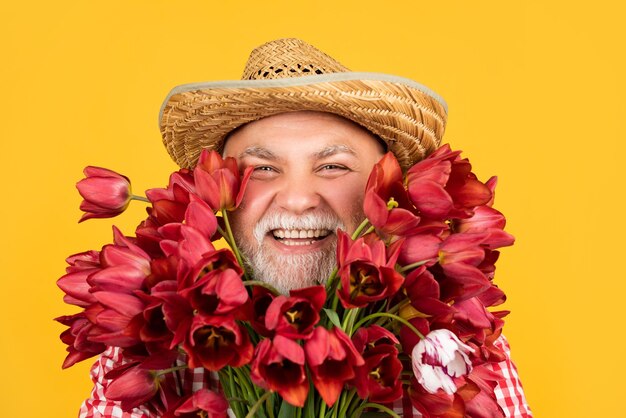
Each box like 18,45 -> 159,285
1,1 -> 623,417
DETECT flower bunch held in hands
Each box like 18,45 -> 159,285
57,146 -> 514,418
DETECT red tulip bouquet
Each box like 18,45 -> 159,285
57,146 -> 514,418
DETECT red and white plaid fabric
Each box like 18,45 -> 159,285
79,336 -> 531,418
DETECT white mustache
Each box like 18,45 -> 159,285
253,212 -> 345,244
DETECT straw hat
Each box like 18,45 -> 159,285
159,38 -> 448,170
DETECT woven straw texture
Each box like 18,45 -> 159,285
241,38 -> 350,80
160,38 -> 447,170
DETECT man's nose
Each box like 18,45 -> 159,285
274,177 -> 321,215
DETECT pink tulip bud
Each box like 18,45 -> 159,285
76,166 -> 132,222
104,366 -> 161,411
411,329 -> 474,395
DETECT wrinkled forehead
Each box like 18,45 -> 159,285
222,110 -> 387,156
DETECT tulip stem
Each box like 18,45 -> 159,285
318,402 -> 326,418
386,299 -> 407,316
324,267 -> 340,312
221,211 -> 249,280
351,218 -> 371,240
325,267 -> 338,291
131,195 -> 150,203
351,312 -> 424,339
267,394 -> 276,418
353,402 -> 400,418
154,365 -> 188,377
341,307 -> 360,334
337,388 -> 357,417
245,391 -> 272,418
227,368 -> 244,418
232,367 -> 256,406
398,259 -> 429,273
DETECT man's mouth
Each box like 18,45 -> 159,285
270,228 -> 332,246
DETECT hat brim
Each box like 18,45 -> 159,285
159,72 -> 448,170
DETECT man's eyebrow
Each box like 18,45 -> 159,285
313,144 -> 357,159
238,146 -> 280,161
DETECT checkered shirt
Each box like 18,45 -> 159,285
78,336 -> 531,417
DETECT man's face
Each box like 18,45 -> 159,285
223,111 -> 385,293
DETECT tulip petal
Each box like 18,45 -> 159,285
305,327 -> 330,366
400,234 -> 441,265
410,181 -> 453,215
193,166 -> 220,210
185,195 -> 218,238
93,291 -> 144,317
274,334 -> 305,364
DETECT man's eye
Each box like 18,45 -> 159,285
250,165 -> 278,179
319,164 -> 347,171
316,164 -> 351,177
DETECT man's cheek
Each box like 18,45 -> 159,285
238,182 -> 275,212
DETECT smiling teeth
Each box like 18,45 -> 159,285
282,240 -> 317,246
272,229 -> 330,239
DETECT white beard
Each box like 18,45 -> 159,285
233,211 -> 346,294
242,243 -> 338,294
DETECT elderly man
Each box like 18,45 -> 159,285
79,38 -> 531,417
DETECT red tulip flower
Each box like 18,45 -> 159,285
250,335 -> 308,407
152,280 -> 194,349
139,299 -> 174,347
248,286 -> 277,337
184,194 -> 218,239
169,225 -> 216,274
88,243 -> 152,294
174,389 -> 229,418
265,286 -> 325,339
460,363 -> 507,417
150,198 -> 189,226
180,268 -> 248,318
336,231 -> 404,308
183,314 -> 253,371
146,170 -> 196,203
453,177 -> 515,250
351,325 -> 403,403
406,145 -> 492,220
57,250 -> 101,308
77,166 -> 132,222
407,378 -> 457,418
194,150 -> 253,211
104,364 -> 163,411
364,153 -> 421,236
403,267 -> 454,322
397,232 -> 441,267
88,290 -> 146,347
452,297 -> 503,344
437,232 -> 493,302
178,246 -> 242,290
454,205 -> 514,249
142,170 -> 195,233
304,326 -> 364,406
56,312 -> 106,368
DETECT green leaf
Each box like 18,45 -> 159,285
323,308 -> 342,329
277,401 -> 298,418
